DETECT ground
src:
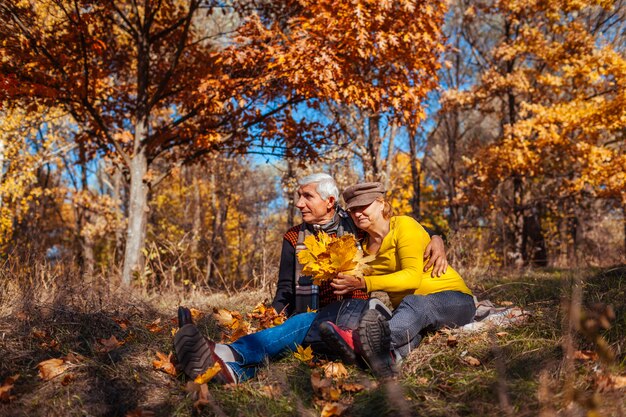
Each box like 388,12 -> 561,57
0,266 -> 624,417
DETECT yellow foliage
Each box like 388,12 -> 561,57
297,232 -> 374,285
293,345 -> 314,363
193,363 -> 222,384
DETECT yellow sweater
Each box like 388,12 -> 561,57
363,216 -> 472,309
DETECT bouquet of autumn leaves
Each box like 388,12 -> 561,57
297,231 -> 375,285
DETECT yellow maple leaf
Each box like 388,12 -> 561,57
299,232 -> 373,285
194,362 -> 222,384
293,345 -> 314,363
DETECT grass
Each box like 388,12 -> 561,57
0,263 -> 625,417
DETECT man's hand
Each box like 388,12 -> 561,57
331,273 -> 366,295
424,235 -> 448,277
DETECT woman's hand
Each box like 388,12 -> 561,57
331,273 -> 366,295
423,235 -> 448,277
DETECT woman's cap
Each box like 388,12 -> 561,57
342,182 -> 385,210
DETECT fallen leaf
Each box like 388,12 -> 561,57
229,319 -> 252,341
500,301 -> 513,306
573,350 -> 599,361
41,339 -> 59,350
320,401 -> 348,417
213,308 -> 237,327
32,329 -> 47,339
294,345 -> 314,363
146,318 -> 165,333
60,373 -> 75,386
152,352 -> 176,376
0,374 -> 19,402
16,312 -> 28,321
495,332 -> 509,337
97,335 -> 125,353
194,362 -> 222,384
329,387 -> 342,401
194,383 -> 211,411
260,384 -> 282,398
462,356 -> 481,366
446,335 -> 458,347
37,358 -> 70,381
190,308 -> 204,321
64,352 -> 84,364
311,370 -> 332,394
114,318 -> 130,330
596,374 -> 626,392
415,377 -> 429,385
340,382 -> 365,392
323,362 -> 348,379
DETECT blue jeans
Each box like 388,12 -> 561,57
226,312 -> 316,381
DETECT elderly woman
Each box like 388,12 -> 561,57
325,182 -> 476,377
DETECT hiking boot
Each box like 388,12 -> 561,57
319,321 -> 357,365
354,309 -> 397,378
178,306 -> 193,328
174,324 -> 236,384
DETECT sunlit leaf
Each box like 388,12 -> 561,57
37,358 -> 70,381
152,351 -> 177,376
194,362 -> 222,384
323,362 -> 348,379
320,401 -> 348,417
294,345 -> 314,363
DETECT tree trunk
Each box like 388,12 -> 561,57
409,129 -> 421,219
189,166 -> 202,264
446,111 -> 460,232
382,124 -> 396,191
121,149 -> 149,285
112,166 -> 125,264
366,115 -> 382,181
0,138 -> 5,201
523,207 -> 548,266
511,175 -> 525,267
623,202 -> 626,261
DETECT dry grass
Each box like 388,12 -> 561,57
0,260 -> 624,417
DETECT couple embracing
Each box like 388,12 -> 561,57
175,173 -> 475,383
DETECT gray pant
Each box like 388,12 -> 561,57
390,291 -> 476,357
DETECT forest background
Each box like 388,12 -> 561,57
0,0 -> 625,416
0,0 -> 624,286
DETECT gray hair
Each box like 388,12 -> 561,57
298,173 -> 339,201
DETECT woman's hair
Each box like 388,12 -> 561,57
298,173 -> 339,201
376,197 -> 393,220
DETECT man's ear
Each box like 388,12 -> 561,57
326,196 -> 336,210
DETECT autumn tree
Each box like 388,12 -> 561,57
442,0 -> 626,266
1,0 -> 447,284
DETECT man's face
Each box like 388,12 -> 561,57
296,183 -> 335,224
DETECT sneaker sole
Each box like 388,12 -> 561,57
174,324 -> 213,379
355,310 -> 394,378
319,322 -> 357,365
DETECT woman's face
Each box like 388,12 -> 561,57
348,199 -> 384,231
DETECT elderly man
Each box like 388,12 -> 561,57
174,173 -> 448,383
272,173 -> 447,316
